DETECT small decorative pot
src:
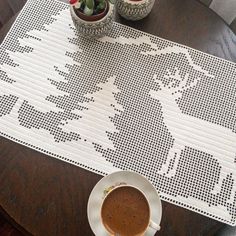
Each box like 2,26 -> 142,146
70,2 -> 114,39
116,0 -> 155,21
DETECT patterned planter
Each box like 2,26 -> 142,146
116,0 -> 155,21
70,3 -> 114,39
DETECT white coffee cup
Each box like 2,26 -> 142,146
101,184 -> 161,235
87,170 -> 162,236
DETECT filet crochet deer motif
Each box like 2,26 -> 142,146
150,68 -> 236,202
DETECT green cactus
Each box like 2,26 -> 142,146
85,0 -> 94,9
77,0 -> 113,16
83,5 -> 93,15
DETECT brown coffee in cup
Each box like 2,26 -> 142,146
101,186 -> 150,236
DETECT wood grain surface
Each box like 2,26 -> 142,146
0,0 -> 236,235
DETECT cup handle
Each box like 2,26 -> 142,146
149,220 -> 161,231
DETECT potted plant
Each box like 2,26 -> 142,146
115,0 -> 155,21
69,0 -> 114,39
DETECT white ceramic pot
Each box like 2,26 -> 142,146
116,0 -> 155,21
70,3 -> 114,39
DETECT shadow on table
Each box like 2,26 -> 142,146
216,225 -> 236,236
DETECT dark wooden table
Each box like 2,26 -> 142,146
1,0 -> 236,235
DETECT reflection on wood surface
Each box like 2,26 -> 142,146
0,0 -> 26,30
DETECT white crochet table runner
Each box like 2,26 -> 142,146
1,0 -> 236,225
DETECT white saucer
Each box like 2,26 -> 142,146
87,171 -> 162,236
